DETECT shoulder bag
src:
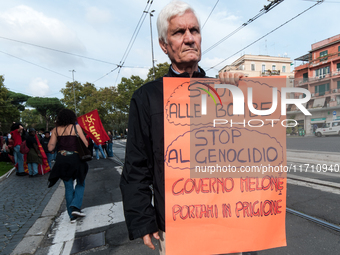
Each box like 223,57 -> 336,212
20,140 -> 30,154
74,125 -> 92,161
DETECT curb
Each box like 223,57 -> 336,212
0,167 -> 16,183
10,181 -> 65,255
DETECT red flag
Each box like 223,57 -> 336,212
77,109 -> 110,145
36,134 -> 50,175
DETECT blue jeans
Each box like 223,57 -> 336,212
13,145 -> 24,173
28,163 -> 38,176
94,144 -> 106,159
46,153 -> 53,168
107,143 -> 113,157
63,178 -> 85,220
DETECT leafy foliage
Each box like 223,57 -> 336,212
116,75 -> 144,114
145,62 -> 170,83
7,91 -> 31,111
21,109 -> 42,128
1,63 -> 171,135
0,76 -> 20,132
26,97 -> 64,130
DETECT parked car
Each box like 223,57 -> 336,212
315,120 -> 340,137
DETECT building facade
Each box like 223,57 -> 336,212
290,34 -> 340,135
219,54 -> 294,78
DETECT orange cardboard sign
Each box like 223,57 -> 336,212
164,77 -> 287,254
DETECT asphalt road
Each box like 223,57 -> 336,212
286,135 -> 340,152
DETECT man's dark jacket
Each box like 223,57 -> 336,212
120,66 -> 207,240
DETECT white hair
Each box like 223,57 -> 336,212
157,1 -> 201,43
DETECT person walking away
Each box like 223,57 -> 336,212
86,134 -> 94,158
10,123 -> 26,176
47,109 -> 89,223
106,131 -> 114,157
26,128 -> 42,177
93,142 -> 106,160
40,131 -> 54,168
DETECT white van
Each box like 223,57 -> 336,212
315,120 -> 340,137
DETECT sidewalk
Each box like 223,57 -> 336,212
0,168 -> 61,255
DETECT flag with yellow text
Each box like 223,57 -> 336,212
77,109 -> 110,145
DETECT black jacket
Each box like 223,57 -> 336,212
40,137 -> 51,153
120,66 -> 207,240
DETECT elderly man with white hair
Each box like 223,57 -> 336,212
120,1 -> 242,254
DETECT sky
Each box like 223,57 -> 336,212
1,0 -> 339,99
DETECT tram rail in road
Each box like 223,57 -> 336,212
286,160 -> 340,235
286,207 -> 340,233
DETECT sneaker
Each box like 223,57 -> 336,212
70,216 -> 78,223
71,208 -> 86,217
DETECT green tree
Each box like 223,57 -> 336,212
0,75 -> 20,132
7,91 -> 31,111
26,97 -> 64,130
60,81 -> 83,113
116,75 -> 144,114
76,82 -> 98,115
21,109 -> 41,128
144,62 -> 170,83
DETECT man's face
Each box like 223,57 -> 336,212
160,10 -> 201,70
45,133 -> 50,138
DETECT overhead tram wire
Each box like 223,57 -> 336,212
0,36 -> 119,66
92,66 -> 120,83
113,0 -> 154,85
201,0 -> 219,30
202,0 -> 284,55
206,0 -> 325,72
0,50 -> 72,79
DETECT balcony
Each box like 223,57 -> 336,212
261,70 -> 280,76
294,78 -> 309,86
294,71 -> 340,86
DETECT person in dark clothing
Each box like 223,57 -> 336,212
26,128 -> 42,177
106,131 -> 113,157
86,134 -> 94,157
40,131 -> 54,168
48,109 -> 89,223
119,1 -> 243,254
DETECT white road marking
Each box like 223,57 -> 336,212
48,202 -> 124,255
53,211 -> 77,244
76,202 -> 124,233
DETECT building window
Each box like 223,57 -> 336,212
282,66 -> 286,73
262,64 -> 265,73
251,64 -> 255,71
315,66 -> 330,78
337,63 -> 340,71
315,83 -> 330,96
272,65 -> 276,70
320,50 -> 328,61
337,81 -> 340,89
303,73 -> 308,83
338,46 -> 340,56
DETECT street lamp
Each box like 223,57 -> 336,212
146,10 -> 156,80
69,69 -> 76,113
